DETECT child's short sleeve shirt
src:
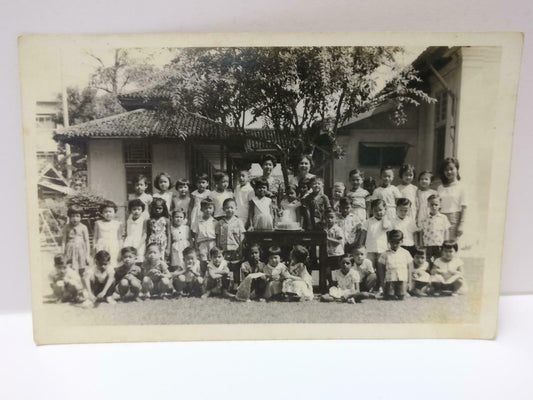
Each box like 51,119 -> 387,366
421,213 -> 451,246
353,258 -> 375,278
362,217 -> 389,253
378,247 -> 412,282
391,215 -> 418,246
333,269 -> 360,291
433,257 -> 464,281
210,190 -> 234,219
197,217 -> 217,243
216,216 -> 245,251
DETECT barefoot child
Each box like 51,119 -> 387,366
236,244 -> 266,301
378,230 -> 412,300
352,245 -> 378,293
203,247 -> 233,298
62,204 -> 91,274
93,201 -> 122,270
172,247 -> 205,297
196,198 -> 217,261
123,199 -> 147,260
429,240 -> 466,296
82,250 -> 117,307
141,243 -> 172,298
169,210 -> 191,271
114,247 -> 142,301
49,254 -> 84,303
409,247 -> 430,296
281,245 -> 314,301
321,255 -> 362,304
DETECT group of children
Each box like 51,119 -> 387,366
49,156 -> 468,307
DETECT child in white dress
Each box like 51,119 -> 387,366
371,166 -> 402,219
248,177 -> 274,231
171,178 -> 191,219
93,200 -> 122,270
428,240 -> 466,296
62,205 -> 91,274
263,246 -> 288,300
234,168 -> 254,225
279,185 -> 302,226
146,197 -> 171,261
189,173 -> 211,235
123,199 -> 147,260
321,255 -> 362,303
281,245 -> 313,301
409,247 -> 430,296
347,169 -> 370,222
169,210 -> 191,271
397,164 -> 418,219
152,172 -> 173,212
236,244 -> 267,301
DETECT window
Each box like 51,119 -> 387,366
124,141 -> 152,199
358,142 -> 410,167
36,115 -> 55,129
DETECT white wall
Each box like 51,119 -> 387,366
152,141 -> 187,185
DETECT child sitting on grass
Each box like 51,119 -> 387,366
321,255 -> 365,304
172,246 -> 205,297
236,244 -> 266,302
263,246 -> 288,300
352,245 -> 377,293
428,240 -> 466,296
49,254 -> 84,303
378,230 -> 412,300
114,247 -> 142,302
141,243 -> 172,299
409,247 -> 431,297
281,245 -> 314,302
202,247 -> 233,298
82,250 -> 117,307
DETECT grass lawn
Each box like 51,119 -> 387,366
40,252 -> 483,326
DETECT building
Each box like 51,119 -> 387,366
36,100 -> 61,166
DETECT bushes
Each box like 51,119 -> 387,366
65,189 -> 108,235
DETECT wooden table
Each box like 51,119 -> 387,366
244,230 -> 328,293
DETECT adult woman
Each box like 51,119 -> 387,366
437,157 -> 467,241
289,154 -> 316,187
260,154 -> 282,201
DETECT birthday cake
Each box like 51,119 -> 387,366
275,221 -> 301,231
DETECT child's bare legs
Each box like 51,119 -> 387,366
366,252 -> 383,292
142,277 -> 154,297
360,273 -> 378,293
51,281 -> 66,302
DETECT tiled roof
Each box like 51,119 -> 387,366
54,108 -> 232,140
118,87 -> 172,111
243,128 -> 295,151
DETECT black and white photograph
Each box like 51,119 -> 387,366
19,33 -> 521,343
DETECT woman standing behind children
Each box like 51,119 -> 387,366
347,169 -> 370,222
169,210 -> 191,271
123,199 -> 147,260
397,164 -> 418,219
371,166 -> 402,220
189,173 -> 211,235
248,177 -> 275,231
210,171 -> 234,220
437,158 -> 467,241
281,245 -> 314,301
171,178 -> 191,218
146,197 -> 171,261
62,204 -> 91,274
93,200 -> 122,270
152,172 -> 173,212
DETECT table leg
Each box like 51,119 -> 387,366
319,244 -> 328,294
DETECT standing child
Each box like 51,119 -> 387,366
437,158 -> 467,241
347,169 -> 370,222
279,185 -> 302,226
202,247 -> 233,298
216,198 -> 246,284
358,199 -> 391,293
171,178 -> 191,219
82,250 -> 117,307
378,230 -> 412,300
281,245 -> 314,301
429,240 -> 466,296
210,171 -> 234,220
352,245 -> 377,293
172,246 -> 205,297
324,208 -> 345,289
372,165 -> 402,219
234,168 -> 254,225
62,204 -> 91,274
420,194 -> 451,263
321,255 -> 362,303
236,244 -> 267,302
331,182 -> 346,212
189,173 -> 211,235
263,246 -> 288,300
302,177 -> 331,231
49,254 -> 84,303
114,247 -> 142,301
248,177 -> 275,231
337,197 -> 362,252
131,174 -> 152,219
123,199 -> 147,260
93,201 -> 122,270
409,247 -> 431,296
141,243 -> 172,298
146,197 -> 171,261
391,198 -> 419,256
196,198 -> 217,261
152,172 -> 173,212
397,164 -> 418,219
169,210 -> 191,271
416,171 -> 438,228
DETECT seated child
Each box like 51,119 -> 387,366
236,243 -> 267,302
172,246 -> 205,297
49,254 -> 84,303
281,245 -> 314,302
203,247 -> 233,298
324,207 -> 345,289
428,240 -> 466,296
196,198 -> 217,261
82,250 -> 117,307
321,255 -> 362,304
378,230 -> 413,300
263,246 -> 288,300
123,199 -> 147,260
141,243 -> 172,298
216,198 -> 245,283
352,245 -> 377,293
409,247 -> 431,297
114,247 -> 143,301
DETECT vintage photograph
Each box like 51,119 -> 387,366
19,33 -> 521,343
